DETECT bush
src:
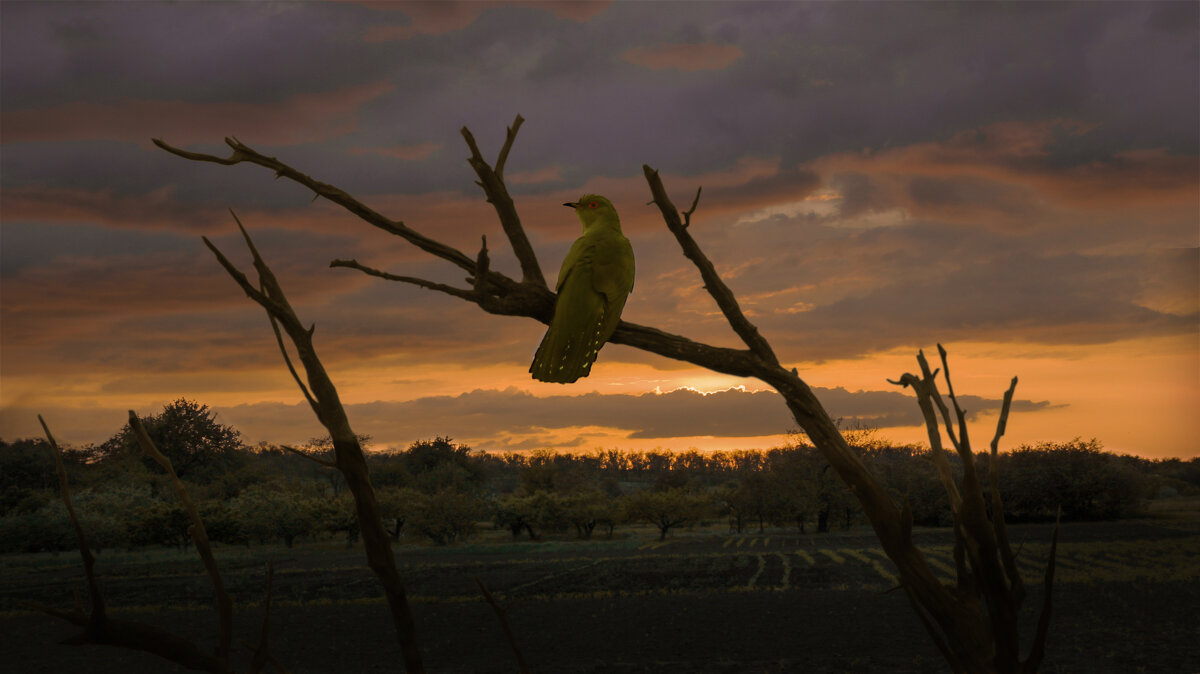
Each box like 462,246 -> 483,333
230,482 -> 326,547
406,488 -> 484,545
1000,439 -> 1145,521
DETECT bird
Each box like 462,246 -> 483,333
530,194 -> 635,383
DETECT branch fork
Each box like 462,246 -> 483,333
157,116 -> 1058,674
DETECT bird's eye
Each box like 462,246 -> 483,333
588,201 -> 599,209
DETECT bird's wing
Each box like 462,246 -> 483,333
590,231 -> 635,300
531,248 -> 607,382
555,237 -> 591,292
590,232 -> 634,348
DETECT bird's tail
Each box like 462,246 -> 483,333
530,321 -> 605,383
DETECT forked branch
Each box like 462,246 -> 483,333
160,118 -> 1056,674
30,416 -> 277,674
202,217 -> 426,674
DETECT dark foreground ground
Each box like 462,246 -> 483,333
2,518 -> 1198,673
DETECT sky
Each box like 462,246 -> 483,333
1,1 -> 1197,459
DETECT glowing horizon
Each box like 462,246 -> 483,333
2,2 -> 1197,460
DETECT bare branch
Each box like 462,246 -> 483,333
1024,509 -> 1060,672
990,377 -> 1024,602
130,410 -> 233,664
494,114 -> 525,180
461,115 -> 546,287
205,216 -> 426,673
248,561 -> 285,674
642,165 -> 779,366
269,315 -> 320,416
34,416 -> 236,674
476,577 -> 530,674
279,444 -> 337,469
154,136 -> 478,274
331,258 -> 478,302
37,415 -> 104,625
683,185 -> 702,227
163,123 -> 1052,674
916,350 -> 960,451
889,372 -> 963,514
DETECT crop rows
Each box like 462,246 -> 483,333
8,532 -> 1194,616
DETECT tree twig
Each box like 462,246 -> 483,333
279,444 -> 338,469
32,416 -> 236,673
37,415 -> 104,626
130,410 -> 233,664
203,217 -> 426,673
154,136 -> 477,274
642,165 -> 779,367
160,119 -> 1051,674
461,114 -> 545,287
476,577 -> 530,674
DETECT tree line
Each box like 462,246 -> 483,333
2,399 -> 1193,553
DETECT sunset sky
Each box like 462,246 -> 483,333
2,1 -> 1197,459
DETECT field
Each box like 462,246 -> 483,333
2,518 -> 1198,673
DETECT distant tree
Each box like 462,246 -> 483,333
0,438 -> 61,491
562,489 -> 613,539
406,488 -> 484,545
518,449 -> 560,494
623,487 -> 712,541
230,481 -> 324,547
493,492 -> 538,539
98,399 -> 245,483
1000,438 -> 1145,520
376,486 -> 420,542
395,436 -> 486,494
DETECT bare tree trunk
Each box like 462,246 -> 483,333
200,214 -> 425,673
156,119 -> 1059,673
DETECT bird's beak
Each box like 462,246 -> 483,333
563,201 -> 579,208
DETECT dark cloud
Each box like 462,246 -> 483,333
1,1 -> 1195,454
200,384 -> 1052,451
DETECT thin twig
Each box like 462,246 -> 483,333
130,411 -> 233,664
461,115 -> 546,287
37,416 -> 104,624
280,444 -> 337,469
476,577 -> 530,674
330,259 -> 478,302
269,314 -> 320,415
249,561 -> 282,674
495,114 -> 525,180
1024,508 -> 1060,672
642,165 -> 779,366
153,136 -> 477,274
204,216 -> 426,673
990,377 -> 1024,603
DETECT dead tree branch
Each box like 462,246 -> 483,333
131,410 -> 234,663
159,119 -> 1057,673
30,417 -> 240,674
36,415 -> 105,628
475,577 -> 530,674
893,348 -> 1059,673
461,114 -> 546,287
201,214 -> 425,674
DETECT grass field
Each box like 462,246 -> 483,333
2,518 -> 1198,673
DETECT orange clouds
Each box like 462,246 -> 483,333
622,43 -> 744,72
3,81 -> 395,147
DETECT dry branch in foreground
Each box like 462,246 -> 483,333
156,118 -> 1058,673
199,212 -> 425,673
29,416 -> 284,673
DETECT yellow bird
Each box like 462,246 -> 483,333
530,195 -> 635,383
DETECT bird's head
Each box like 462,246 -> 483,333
563,194 -> 621,231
